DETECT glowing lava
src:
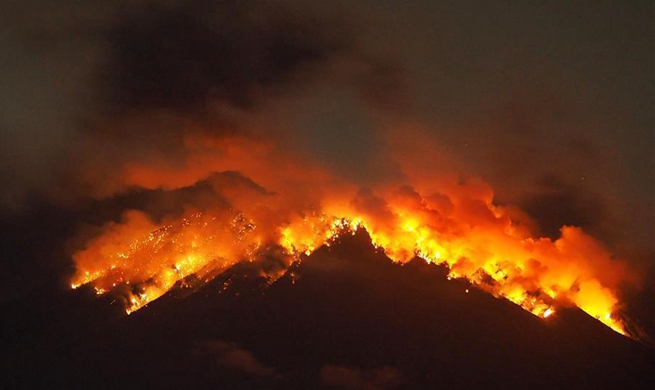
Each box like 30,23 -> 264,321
71,182 -> 628,336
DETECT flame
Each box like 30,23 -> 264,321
71,180 -> 629,336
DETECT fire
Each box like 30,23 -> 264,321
71,178 -> 629,336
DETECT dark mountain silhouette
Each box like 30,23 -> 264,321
1,230 -> 653,389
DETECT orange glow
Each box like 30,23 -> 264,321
71,180 -> 629,336
68,121 -> 631,336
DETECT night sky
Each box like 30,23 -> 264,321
1,1 -> 653,389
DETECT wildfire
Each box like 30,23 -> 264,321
71,181 -> 629,336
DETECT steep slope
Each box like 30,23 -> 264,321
2,231 -> 652,389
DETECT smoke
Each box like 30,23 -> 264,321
1,1 -> 651,335
0,0 -> 379,202
3,1 -> 650,252
0,1 -> 107,208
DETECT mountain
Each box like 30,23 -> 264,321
1,230 -> 653,389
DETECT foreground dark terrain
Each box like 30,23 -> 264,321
1,231 -> 653,389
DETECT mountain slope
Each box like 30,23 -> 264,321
2,231 -> 652,389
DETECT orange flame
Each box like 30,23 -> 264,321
71,180 -> 628,336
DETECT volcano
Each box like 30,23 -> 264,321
2,230 -> 652,389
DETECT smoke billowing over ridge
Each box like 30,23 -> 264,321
1,1 -> 652,337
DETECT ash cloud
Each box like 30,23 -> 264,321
518,173 -> 612,242
0,0 -> 395,204
102,1 -> 344,114
68,0 -> 352,198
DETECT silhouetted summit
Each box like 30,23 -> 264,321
2,230 -> 653,389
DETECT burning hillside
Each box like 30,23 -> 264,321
8,225 -> 651,389
71,171 -> 630,336
0,0 -> 646,355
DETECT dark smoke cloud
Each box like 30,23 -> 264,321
72,0 -> 353,199
0,1 -> 108,208
102,1 -> 344,114
519,173 -> 612,241
0,0 -> 389,205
